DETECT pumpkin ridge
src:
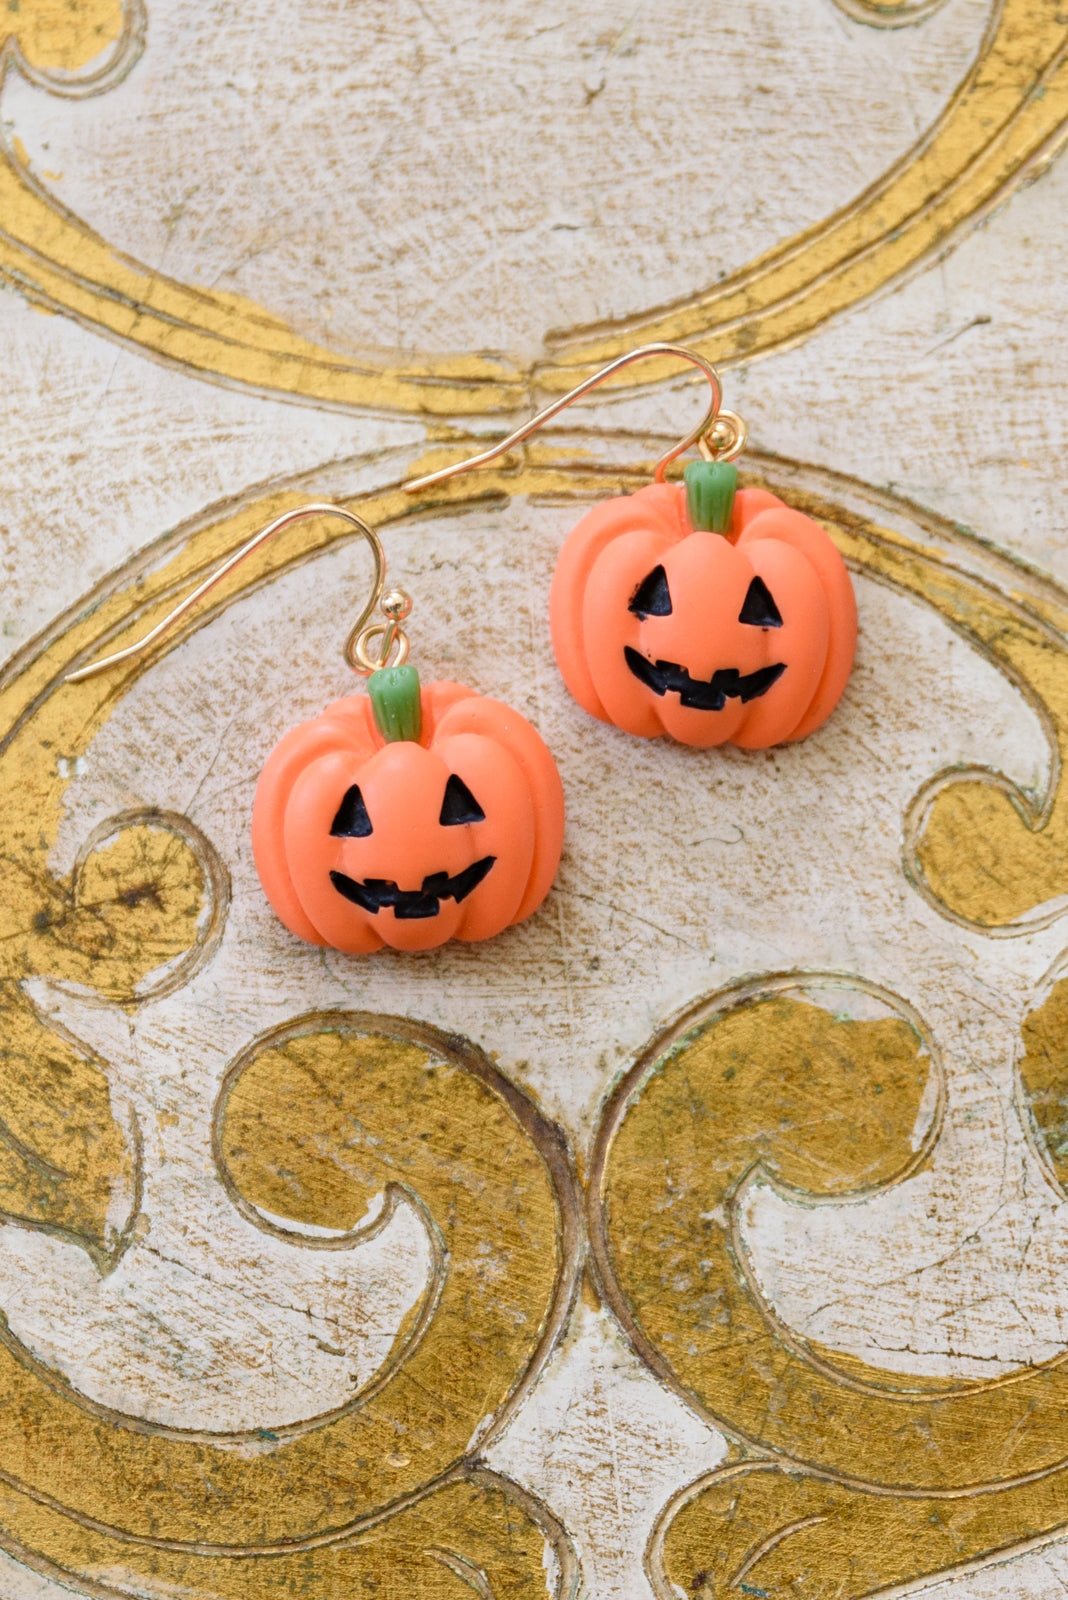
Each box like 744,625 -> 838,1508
253,680 -> 563,953
551,479 -> 855,749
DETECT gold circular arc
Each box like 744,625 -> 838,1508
0,0 -> 1066,415
2,439 -> 1068,1594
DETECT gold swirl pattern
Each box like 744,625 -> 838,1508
1,0 -> 144,96
2,444 -> 1068,1591
3,0 -> 1068,1590
0,478 -> 586,1591
651,1460 -> 1068,1599
1019,974 -> 1068,1193
1,2 -> 1067,412
0,1017 -> 579,1595
591,977 -> 1068,1597
829,0 -> 951,29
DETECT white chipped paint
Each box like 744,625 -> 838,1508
487,1302 -> 725,1599
6,0 -> 1068,1591
4,0 -> 990,361
0,291 -> 421,670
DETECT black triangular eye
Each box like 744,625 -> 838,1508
330,785 -> 373,837
629,565 -> 672,618
738,576 -> 783,628
439,774 -> 485,826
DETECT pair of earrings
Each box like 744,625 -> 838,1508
70,343 -> 857,956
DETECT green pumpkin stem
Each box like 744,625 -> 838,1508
685,460 -> 738,535
368,664 -> 423,743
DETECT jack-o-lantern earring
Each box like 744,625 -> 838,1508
68,504 -> 564,954
406,344 -> 857,751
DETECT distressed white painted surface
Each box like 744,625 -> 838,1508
4,3 -> 1068,1596
43,498 -> 1053,1142
0,291 -> 421,664
5,0 -> 990,359
487,1303 -> 726,1599
9,968 -> 432,1430
13,483 -> 1063,1597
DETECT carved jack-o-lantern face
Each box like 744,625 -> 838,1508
327,770 -> 494,923
252,672 -> 565,954
549,464 -> 857,749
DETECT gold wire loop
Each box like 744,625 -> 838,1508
698,409 -> 749,463
65,503 -> 406,684
353,622 -> 411,674
404,342 -> 741,495
352,588 -> 413,673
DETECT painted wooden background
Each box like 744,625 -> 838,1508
3,1 -> 1068,1596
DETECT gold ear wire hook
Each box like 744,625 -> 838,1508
65,503 -> 411,684
403,341 -> 747,495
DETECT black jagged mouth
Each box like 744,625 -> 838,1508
329,856 -> 497,920
624,647 -> 786,711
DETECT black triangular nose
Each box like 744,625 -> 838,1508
330,784 -> 373,837
440,774 -> 486,826
738,576 -> 783,628
629,565 -> 673,618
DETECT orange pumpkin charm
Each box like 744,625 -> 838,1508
549,461 -> 857,749
252,667 -> 564,954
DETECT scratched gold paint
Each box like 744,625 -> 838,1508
1,1 -> 1067,411
592,981 -> 1068,1595
1018,975 -> 1068,1192
54,819 -> 219,998
657,1461 -> 1068,1599
0,448 -> 1067,1593
2,1 -> 1067,1594
1,0 -> 123,75
0,990 -> 134,1266
0,1470 -> 567,1599
0,816 -> 217,1270
0,1012 -> 576,1584
0,1013 -> 574,1585
593,980 -> 1050,1470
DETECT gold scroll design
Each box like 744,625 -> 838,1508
870,543 -> 1068,933
748,463 -> 1068,935
0,1014 -> 581,1600
829,0 -> 950,29
591,978 -> 1068,1600
1,0 -> 144,98
0,492 -> 581,1587
2,0 -> 1068,412
0,440 -> 1065,1593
